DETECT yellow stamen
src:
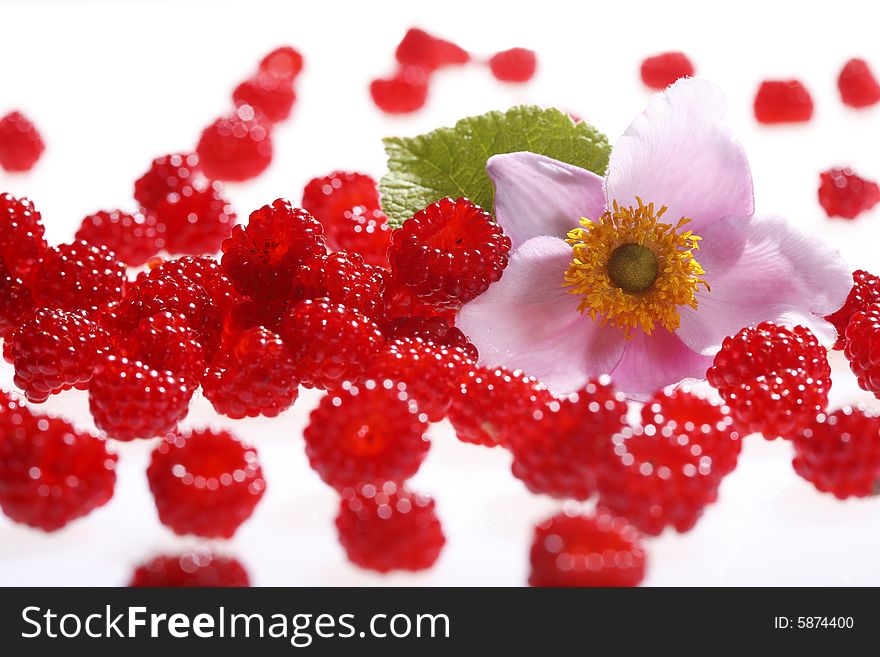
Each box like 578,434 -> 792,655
563,197 -> 708,338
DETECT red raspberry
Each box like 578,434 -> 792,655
279,299 -> 384,390
11,309 -> 111,403
368,338 -> 473,422
233,73 -> 296,123
221,198 -> 326,302
76,209 -> 166,266
134,152 -> 203,211
0,193 -> 47,277
336,482 -> 444,573
89,355 -> 192,441
294,251 -> 385,317
301,171 -> 391,267
449,366 -> 551,447
825,270 -> 880,350
528,511 -> 646,587
119,311 -> 205,386
0,260 -> 33,338
597,424 -> 722,535
792,407 -> 880,499
378,270 -> 455,324
148,429 -> 265,538
641,387 -> 741,476
0,111 -> 45,172
489,48 -> 538,83
222,298 -> 288,338
388,197 -> 510,310
383,315 -> 478,361
818,167 -> 880,220
838,58 -> 880,108
259,46 -> 304,81
0,401 -> 117,532
304,379 -> 429,490
130,550 -> 250,587
202,326 -> 299,419
153,180 -> 236,255
754,80 -> 814,124
146,255 -> 239,314
639,52 -> 695,89
844,304 -> 880,398
196,104 -> 273,182
706,322 -> 831,439
508,378 -> 627,500
395,28 -> 469,72
370,66 -> 429,114
30,241 -> 126,312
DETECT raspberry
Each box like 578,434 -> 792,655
449,366 -> 551,447
279,299 -> 384,389
89,355 -> 192,441
383,315 -> 478,361
489,48 -> 538,83
301,171 -> 391,267
528,511 -> 646,587
792,407 -> 880,499
153,180 -> 236,255
130,550 -> 250,587
233,73 -> 296,123
76,209 -> 166,266
30,241 -> 126,312
304,379 -> 429,490
388,197 -> 510,310
370,67 -> 429,114
11,309 -> 111,403
196,104 -> 273,182
294,251 -> 385,317
336,482 -> 444,573
825,270 -> 880,350
202,326 -> 299,419
754,80 -> 814,124
0,111 -> 45,172
119,311 -> 205,386
0,260 -> 33,338
0,193 -> 47,277
134,152 -> 203,211
221,199 -> 326,302
597,424 -> 723,535
222,298 -> 288,338
395,28 -> 469,72
706,322 -> 831,439
640,387 -> 741,476
838,58 -> 880,109
639,52 -> 695,89
146,255 -> 239,314
818,167 -> 880,220
259,46 -> 304,81
147,429 -> 265,538
378,270 -> 455,324
0,401 -> 117,532
844,304 -> 880,398
508,378 -> 627,500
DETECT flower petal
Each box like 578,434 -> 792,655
456,235 -> 627,394
605,78 -> 754,232
487,152 -> 606,251
677,214 -> 852,353
610,330 -> 714,401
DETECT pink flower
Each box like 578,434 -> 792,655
456,79 -> 850,400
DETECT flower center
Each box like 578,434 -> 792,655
563,198 -> 708,337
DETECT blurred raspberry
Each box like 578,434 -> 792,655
818,167 -> 880,220
0,193 -> 47,277
0,110 -> 44,172
233,73 -> 296,123
76,209 -> 166,267
370,66 -> 429,114
153,180 -> 236,255
395,28 -> 469,71
258,46 -> 304,81
754,80 -> 814,124
640,52 -> 695,89
489,48 -> 538,83
134,152 -> 203,211
130,550 -> 250,587
838,58 -> 880,108
196,104 -> 273,182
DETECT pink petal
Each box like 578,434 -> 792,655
487,152 -> 606,251
605,78 -> 754,233
456,235 -> 627,394
677,214 -> 852,353
610,330 -> 714,402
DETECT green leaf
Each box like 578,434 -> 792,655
379,105 -> 611,227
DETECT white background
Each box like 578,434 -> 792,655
1,0 -> 879,586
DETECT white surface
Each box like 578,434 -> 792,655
1,0 -> 879,586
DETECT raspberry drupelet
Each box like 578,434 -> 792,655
294,251 -> 385,318
153,180 -> 236,255
76,209 -> 166,266
837,58 -> 880,109
489,48 -> 538,83
0,111 -> 45,172
528,511 -> 646,587
336,482 -> 445,573
825,270 -> 880,350
818,167 -> 880,220
233,73 -> 296,123
639,52 -> 695,90
30,241 -> 126,313
221,198 -> 326,302
753,80 -> 814,124
196,104 -> 273,182
130,550 -> 250,587
0,193 -> 47,277
134,152 -> 203,211
844,304 -> 880,398
147,429 -> 266,539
